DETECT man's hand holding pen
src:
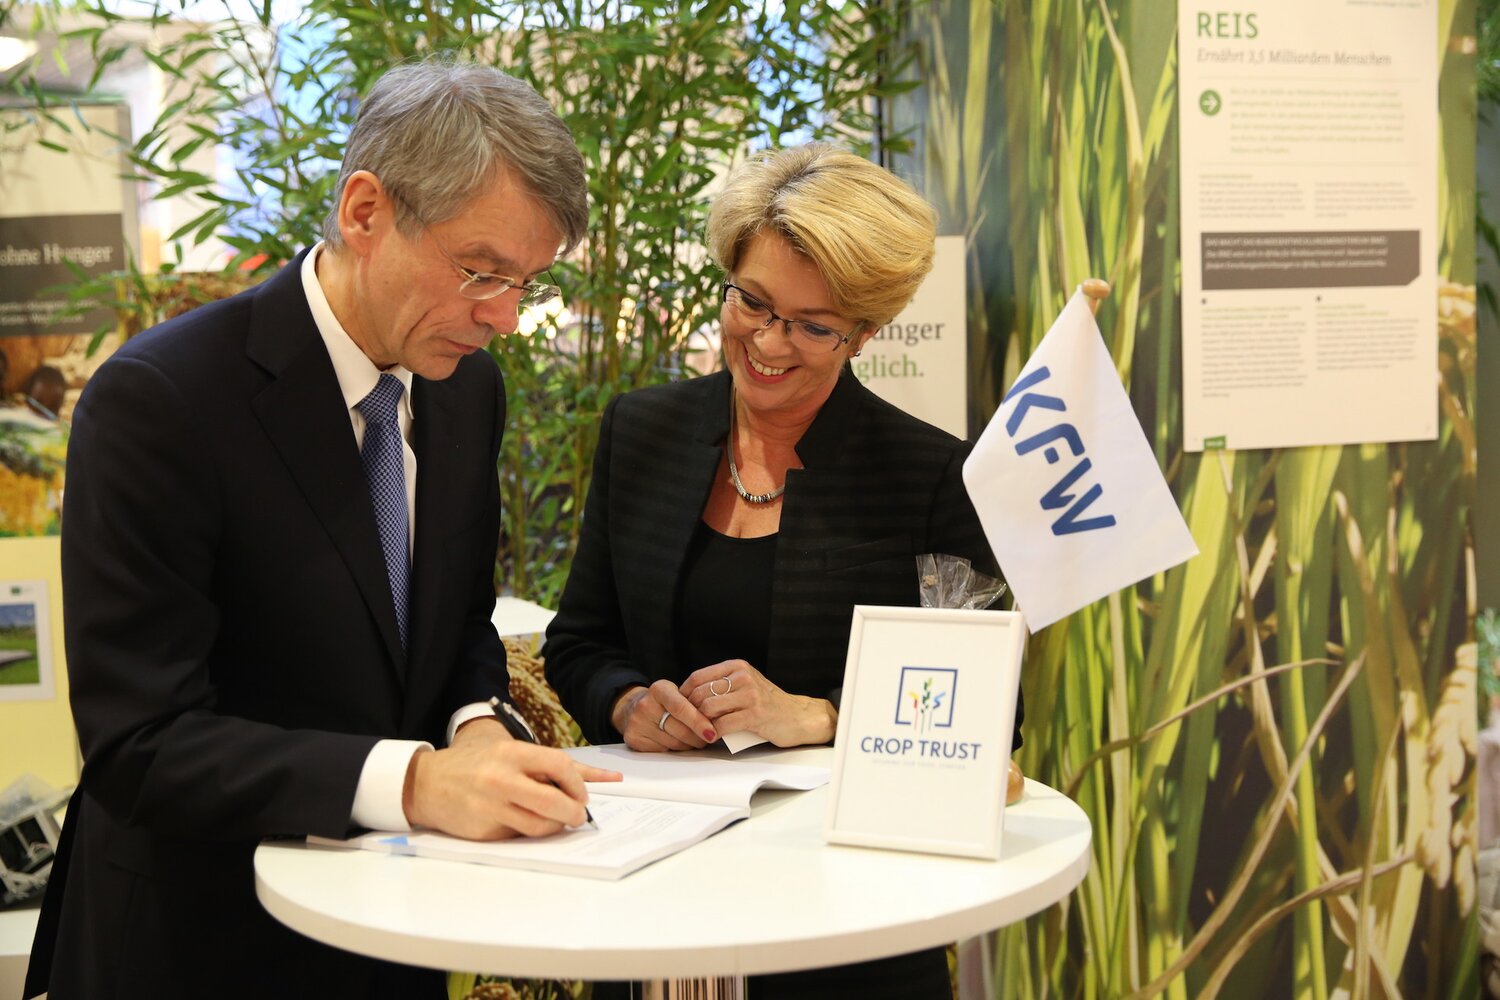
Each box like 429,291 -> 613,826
490,697 -> 600,829
403,710 -> 620,840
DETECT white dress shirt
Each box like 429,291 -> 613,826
301,243 -> 476,832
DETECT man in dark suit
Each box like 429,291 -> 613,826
25,60 -> 613,1000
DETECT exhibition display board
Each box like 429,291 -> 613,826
1178,0 -> 1439,451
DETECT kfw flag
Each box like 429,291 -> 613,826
963,288 -> 1197,630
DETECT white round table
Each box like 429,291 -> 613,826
255,748 -> 1091,979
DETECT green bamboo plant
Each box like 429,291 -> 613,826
7,0 -> 917,605
895,0 -> 1478,996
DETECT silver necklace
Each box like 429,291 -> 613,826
727,395 -> 785,504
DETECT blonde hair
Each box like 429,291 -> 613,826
706,143 -> 938,330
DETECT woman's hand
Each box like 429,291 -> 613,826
681,660 -> 836,748
610,680 -> 718,752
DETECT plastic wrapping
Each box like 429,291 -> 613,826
916,553 -> 1008,611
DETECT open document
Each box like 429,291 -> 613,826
309,745 -> 829,880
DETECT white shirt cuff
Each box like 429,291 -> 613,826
350,738 -> 431,832
447,701 -> 497,746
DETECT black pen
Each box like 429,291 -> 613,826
488,697 -> 597,830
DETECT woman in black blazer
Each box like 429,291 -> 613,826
544,143 -> 1021,1000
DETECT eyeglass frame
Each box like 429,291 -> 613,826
720,281 -> 864,352
385,185 -> 561,305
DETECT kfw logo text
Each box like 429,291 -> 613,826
1001,365 -> 1117,536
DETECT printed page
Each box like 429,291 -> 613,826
330,796 -> 746,880
306,746 -> 829,879
569,744 -> 830,809
1177,0 -> 1437,451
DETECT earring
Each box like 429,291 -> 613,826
853,350 -> 862,357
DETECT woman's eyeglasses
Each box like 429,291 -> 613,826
721,282 -> 861,352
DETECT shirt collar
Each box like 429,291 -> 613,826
301,242 -> 415,418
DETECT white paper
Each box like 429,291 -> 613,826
311,745 -> 829,879
571,744 -> 829,808
334,797 -> 746,880
720,730 -> 767,754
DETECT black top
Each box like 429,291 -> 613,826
551,373 -> 1000,1000
676,521 -> 777,678
544,368 -> 1021,752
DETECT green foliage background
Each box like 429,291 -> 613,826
892,2 -> 1480,997
2,0 -> 915,603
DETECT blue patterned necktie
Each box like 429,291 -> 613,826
356,374 -> 410,650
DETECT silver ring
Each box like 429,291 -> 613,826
658,710 -> 671,731
709,678 -> 729,698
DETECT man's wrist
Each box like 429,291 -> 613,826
401,746 -> 431,828
454,715 -> 508,745
447,700 -> 500,745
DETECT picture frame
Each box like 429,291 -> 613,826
824,605 -> 1026,859
0,579 -> 54,703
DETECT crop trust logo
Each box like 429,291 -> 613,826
894,667 -> 958,734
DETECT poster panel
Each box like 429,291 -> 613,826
1178,1 -> 1438,451
0,103 -> 133,536
854,235 -> 967,438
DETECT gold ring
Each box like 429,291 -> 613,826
658,710 -> 671,730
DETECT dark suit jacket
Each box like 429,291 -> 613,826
544,368 -> 1022,749
26,250 -> 509,1000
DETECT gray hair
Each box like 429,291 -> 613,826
321,59 -> 588,256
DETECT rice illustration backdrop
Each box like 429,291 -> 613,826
890,2 -> 1479,997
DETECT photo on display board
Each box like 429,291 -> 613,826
0,579 -> 53,702
0,337 -> 75,537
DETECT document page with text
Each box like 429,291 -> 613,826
308,745 -> 829,880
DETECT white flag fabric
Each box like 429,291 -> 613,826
963,288 -> 1198,630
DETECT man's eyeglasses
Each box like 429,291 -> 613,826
388,186 -> 560,305
721,282 -> 861,352
429,236 -> 561,306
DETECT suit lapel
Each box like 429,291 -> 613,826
635,374 -> 729,672
246,252 -> 407,681
406,376 -> 455,692
649,453 -> 721,674
779,367 -> 864,539
770,370 -> 866,669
